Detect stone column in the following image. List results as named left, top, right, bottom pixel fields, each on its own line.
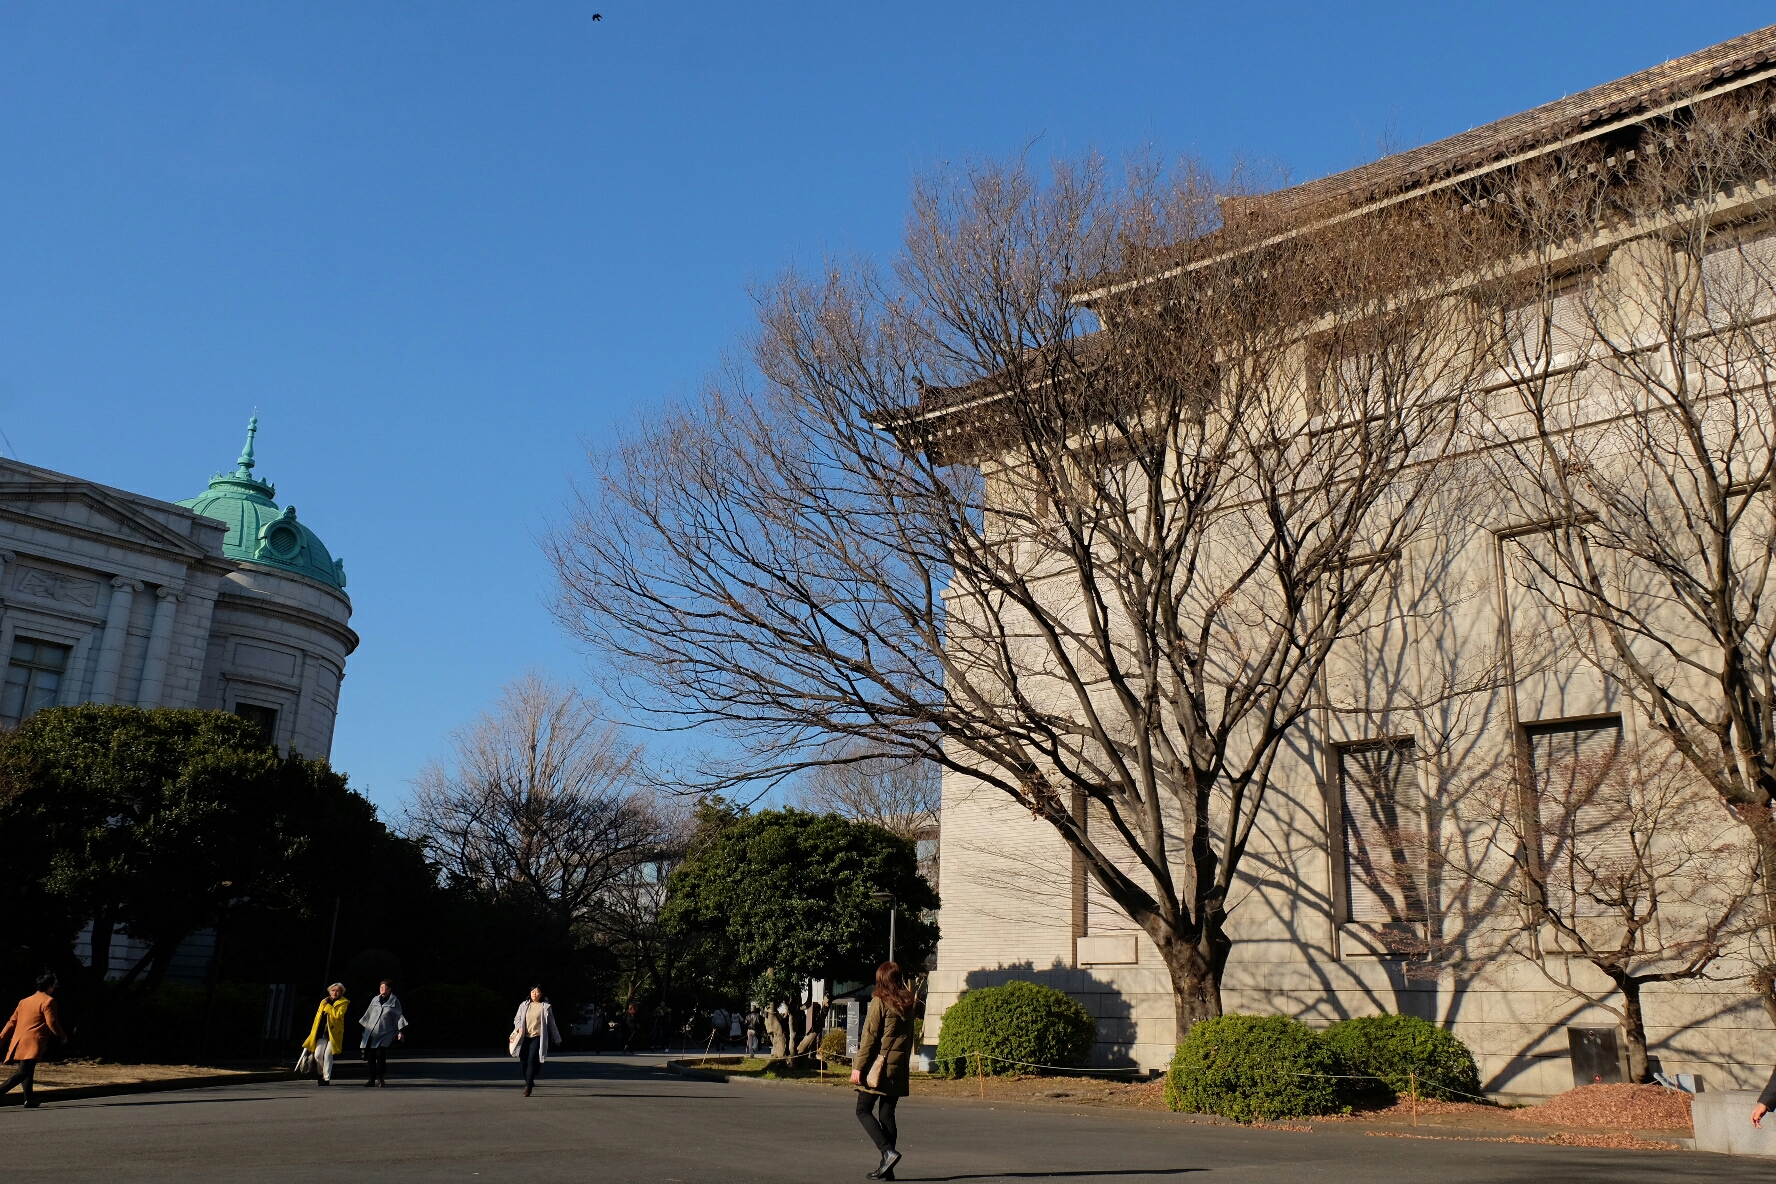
left=90, top=577, right=142, bottom=705
left=135, top=588, right=182, bottom=708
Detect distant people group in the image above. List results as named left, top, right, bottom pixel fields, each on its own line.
left=301, top=978, right=407, bottom=1086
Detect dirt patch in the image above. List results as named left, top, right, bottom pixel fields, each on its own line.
left=676, top=1059, right=1694, bottom=1150
left=1365, top=1129, right=1680, bottom=1151
left=1519, top=1083, right=1691, bottom=1131
left=1319, top=1097, right=1500, bottom=1124
left=30, top=1060, right=257, bottom=1089
left=676, top=1060, right=1166, bottom=1108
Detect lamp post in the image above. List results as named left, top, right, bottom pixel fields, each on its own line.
left=870, top=890, right=896, bottom=964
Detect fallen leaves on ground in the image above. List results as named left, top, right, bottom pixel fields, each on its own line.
left=1519, top=1083, right=1692, bottom=1131
left=1366, top=1130, right=1679, bottom=1150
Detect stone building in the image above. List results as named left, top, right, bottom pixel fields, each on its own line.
left=0, top=417, right=355, bottom=757
left=925, top=26, right=1776, bottom=1099
left=1, top=418, right=358, bottom=984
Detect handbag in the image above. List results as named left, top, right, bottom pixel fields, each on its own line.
left=865, top=1053, right=885, bottom=1089
left=294, top=1048, right=314, bottom=1077
left=508, top=1029, right=521, bottom=1058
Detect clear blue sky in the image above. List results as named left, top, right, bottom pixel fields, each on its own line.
left=0, top=2, right=1766, bottom=812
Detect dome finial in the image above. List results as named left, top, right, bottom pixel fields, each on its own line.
left=235, top=415, right=259, bottom=478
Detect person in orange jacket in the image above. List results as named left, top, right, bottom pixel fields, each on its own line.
left=0, top=973, right=69, bottom=1108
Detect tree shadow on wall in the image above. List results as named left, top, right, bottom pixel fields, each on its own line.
left=960, top=960, right=1139, bottom=1069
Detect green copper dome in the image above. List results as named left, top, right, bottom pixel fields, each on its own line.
left=177, top=417, right=349, bottom=593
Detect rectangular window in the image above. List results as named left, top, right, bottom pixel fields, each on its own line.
left=233, top=702, right=279, bottom=747
left=1526, top=717, right=1632, bottom=918
left=0, top=638, right=69, bottom=727
left=1339, top=738, right=1429, bottom=924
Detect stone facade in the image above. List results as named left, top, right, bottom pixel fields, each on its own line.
left=923, top=28, right=1776, bottom=1101
left=0, top=447, right=356, bottom=758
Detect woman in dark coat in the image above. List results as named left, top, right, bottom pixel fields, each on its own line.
left=849, top=961, right=915, bottom=1180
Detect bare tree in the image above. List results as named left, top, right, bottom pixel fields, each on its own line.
left=406, top=674, right=672, bottom=939
left=793, top=744, right=939, bottom=842
left=1448, top=738, right=1760, bottom=1082
left=550, top=156, right=1492, bottom=1032
left=1472, top=95, right=1776, bottom=1018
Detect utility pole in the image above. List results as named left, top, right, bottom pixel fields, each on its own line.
left=320, top=897, right=340, bottom=989
left=871, top=891, right=896, bottom=964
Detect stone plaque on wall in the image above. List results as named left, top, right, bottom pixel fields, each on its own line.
left=15, top=566, right=100, bottom=607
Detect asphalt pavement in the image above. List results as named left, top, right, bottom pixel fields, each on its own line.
left=0, top=1052, right=1763, bottom=1183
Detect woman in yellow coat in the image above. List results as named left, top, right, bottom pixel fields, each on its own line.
left=303, top=983, right=350, bottom=1086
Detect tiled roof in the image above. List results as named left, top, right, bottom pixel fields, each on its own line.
left=1242, top=23, right=1776, bottom=219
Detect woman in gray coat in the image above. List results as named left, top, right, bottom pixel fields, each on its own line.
left=850, top=962, right=915, bottom=1181
left=358, top=980, right=407, bottom=1087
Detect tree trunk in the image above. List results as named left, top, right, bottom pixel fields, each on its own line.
left=1158, top=931, right=1226, bottom=1043
left=763, top=1004, right=791, bottom=1062
left=1617, top=977, right=1651, bottom=1084
left=89, top=909, right=115, bottom=985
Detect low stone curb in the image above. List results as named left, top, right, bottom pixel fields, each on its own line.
left=0, top=1069, right=296, bottom=1107
left=665, top=1061, right=733, bottom=1083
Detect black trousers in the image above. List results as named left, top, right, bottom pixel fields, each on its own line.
left=364, top=1047, right=389, bottom=1081
left=0, top=1060, right=36, bottom=1104
left=519, top=1034, right=543, bottom=1088
left=855, top=1091, right=899, bottom=1154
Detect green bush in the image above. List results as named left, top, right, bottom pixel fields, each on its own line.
left=92, top=981, right=268, bottom=1063
left=819, top=1028, right=849, bottom=1064
left=1165, top=1014, right=1342, bottom=1122
left=933, top=980, right=1096, bottom=1077
left=1322, top=1014, right=1481, bottom=1103
left=401, top=983, right=509, bottom=1049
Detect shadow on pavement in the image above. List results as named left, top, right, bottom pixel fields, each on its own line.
left=99, top=1095, right=305, bottom=1108
left=902, top=1172, right=1205, bottom=1181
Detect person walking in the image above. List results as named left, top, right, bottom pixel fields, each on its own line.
left=303, top=983, right=350, bottom=1086
left=744, top=1007, right=761, bottom=1057
left=0, top=973, right=68, bottom=1108
left=358, top=980, right=407, bottom=1087
left=850, top=962, right=915, bottom=1181
left=728, top=1008, right=743, bottom=1053
left=710, top=1006, right=729, bottom=1053
left=510, top=986, right=560, bottom=1097
left=797, top=994, right=826, bottom=1060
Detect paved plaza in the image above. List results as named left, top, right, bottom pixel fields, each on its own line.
left=0, top=1054, right=1764, bottom=1183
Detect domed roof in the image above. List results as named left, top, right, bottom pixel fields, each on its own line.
left=177, top=417, right=348, bottom=593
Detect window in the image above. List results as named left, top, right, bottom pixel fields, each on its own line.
left=234, top=703, right=279, bottom=747
left=0, top=638, right=69, bottom=727
left=1339, top=738, right=1429, bottom=924
left=1526, top=717, right=1633, bottom=917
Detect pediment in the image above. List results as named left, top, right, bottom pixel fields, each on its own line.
left=0, top=479, right=213, bottom=561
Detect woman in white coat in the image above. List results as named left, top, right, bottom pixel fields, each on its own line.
left=511, top=986, right=561, bottom=1097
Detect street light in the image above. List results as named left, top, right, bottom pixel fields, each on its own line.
left=871, top=890, right=896, bottom=964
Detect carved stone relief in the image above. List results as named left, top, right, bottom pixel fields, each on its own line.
left=15, top=566, right=101, bottom=607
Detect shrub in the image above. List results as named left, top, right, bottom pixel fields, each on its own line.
left=401, top=983, right=509, bottom=1049
left=933, top=980, right=1096, bottom=1077
left=1165, top=1014, right=1342, bottom=1122
left=819, top=1028, right=849, bottom=1064
left=92, top=981, right=268, bottom=1063
left=1322, top=1014, right=1481, bottom=1104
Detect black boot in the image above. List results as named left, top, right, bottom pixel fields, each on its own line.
left=878, top=1149, right=901, bottom=1180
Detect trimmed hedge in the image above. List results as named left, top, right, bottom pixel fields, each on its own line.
left=933, top=980, right=1096, bottom=1077
left=1322, top=1014, right=1480, bottom=1103
left=1165, top=1014, right=1342, bottom=1122
left=819, top=1028, right=849, bottom=1064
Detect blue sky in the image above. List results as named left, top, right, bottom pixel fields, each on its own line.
left=0, top=1, right=1767, bottom=813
